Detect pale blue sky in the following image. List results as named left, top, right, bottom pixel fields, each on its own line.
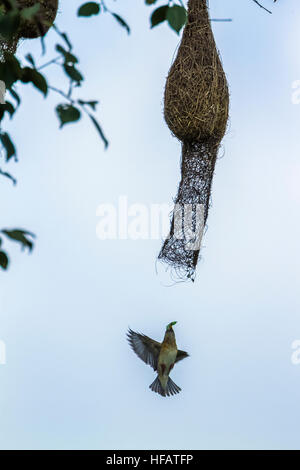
left=1, top=0, right=300, bottom=450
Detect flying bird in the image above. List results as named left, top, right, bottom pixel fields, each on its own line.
left=127, top=322, right=189, bottom=397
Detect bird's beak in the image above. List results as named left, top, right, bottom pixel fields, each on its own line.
left=167, top=321, right=177, bottom=330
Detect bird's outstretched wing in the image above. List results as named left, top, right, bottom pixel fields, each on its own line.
left=127, top=328, right=161, bottom=371
left=175, top=349, right=189, bottom=363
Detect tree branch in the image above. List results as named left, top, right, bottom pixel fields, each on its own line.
left=252, top=0, right=272, bottom=14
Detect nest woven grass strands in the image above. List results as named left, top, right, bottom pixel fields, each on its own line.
left=159, top=0, right=229, bottom=280
left=158, top=140, right=219, bottom=279
left=17, top=0, right=58, bottom=38
left=0, top=1, right=58, bottom=72
left=0, top=0, right=58, bottom=45
left=0, top=35, right=18, bottom=57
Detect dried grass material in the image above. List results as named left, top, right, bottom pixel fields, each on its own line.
left=0, top=0, right=58, bottom=39
left=0, top=36, right=18, bottom=58
left=0, top=1, right=58, bottom=60
left=159, top=0, right=229, bottom=279
left=0, top=3, right=18, bottom=56
left=164, top=0, right=229, bottom=143
left=17, top=0, right=58, bottom=38
left=158, top=140, right=218, bottom=279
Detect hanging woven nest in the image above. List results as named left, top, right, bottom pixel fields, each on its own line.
left=0, top=0, right=58, bottom=62
left=0, top=0, right=58, bottom=42
left=17, top=0, right=58, bottom=38
left=158, top=0, right=229, bottom=280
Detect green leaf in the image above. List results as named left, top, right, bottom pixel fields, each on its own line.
left=1, top=229, right=35, bottom=252
left=63, top=64, right=83, bottom=85
left=145, top=0, right=158, bottom=4
left=9, top=88, right=21, bottom=108
left=167, top=5, right=187, bottom=34
left=0, top=168, right=17, bottom=185
left=21, top=67, right=48, bottom=96
left=40, top=33, right=46, bottom=56
left=78, top=99, right=98, bottom=111
left=0, top=101, right=15, bottom=121
left=88, top=113, right=109, bottom=149
left=56, top=104, right=81, bottom=128
left=0, top=251, right=9, bottom=270
left=56, top=44, right=78, bottom=65
left=53, top=25, right=73, bottom=51
left=150, top=5, right=168, bottom=28
left=0, top=53, right=22, bottom=89
left=0, top=132, right=16, bottom=161
left=111, top=13, right=130, bottom=34
left=0, top=11, right=20, bottom=40
left=78, top=2, right=100, bottom=17
left=25, top=53, right=36, bottom=68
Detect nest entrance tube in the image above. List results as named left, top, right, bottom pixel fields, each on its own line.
left=158, top=140, right=219, bottom=279
left=159, top=0, right=229, bottom=280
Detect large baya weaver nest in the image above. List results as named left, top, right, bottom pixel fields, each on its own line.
left=158, top=0, right=229, bottom=279
left=16, top=0, right=58, bottom=38
left=0, top=0, right=58, bottom=57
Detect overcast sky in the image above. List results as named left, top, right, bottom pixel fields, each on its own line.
left=1, top=0, right=300, bottom=450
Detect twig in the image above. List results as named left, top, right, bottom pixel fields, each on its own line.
left=100, top=0, right=109, bottom=13
left=48, top=85, right=74, bottom=104
left=38, top=56, right=61, bottom=71
left=211, top=19, right=232, bottom=22
left=252, top=0, right=272, bottom=14
left=0, top=168, right=17, bottom=185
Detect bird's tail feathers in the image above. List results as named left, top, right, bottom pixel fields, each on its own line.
left=167, top=376, right=181, bottom=396
left=149, top=376, right=181, bottom=397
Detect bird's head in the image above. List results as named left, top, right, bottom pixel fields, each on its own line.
left=166, top=321, right=177, bottom=331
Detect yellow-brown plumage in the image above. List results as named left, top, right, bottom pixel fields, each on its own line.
left=127, top=322, right=189, bottom=397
